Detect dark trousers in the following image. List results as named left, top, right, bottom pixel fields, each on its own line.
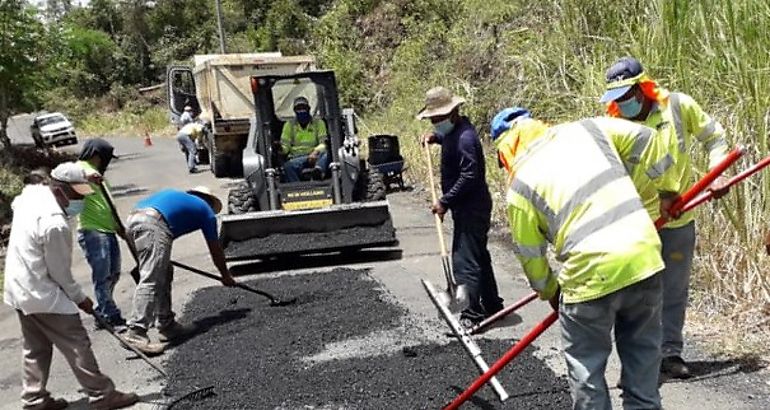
left=451, top=209, right=504, bottom=321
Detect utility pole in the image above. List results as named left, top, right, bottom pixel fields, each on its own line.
left=215, top=0, right=226, bottom=53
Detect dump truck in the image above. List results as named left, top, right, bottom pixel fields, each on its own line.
left=167, top=53, right=316, bottom=177
left=219, top=70, right=397, bottom=260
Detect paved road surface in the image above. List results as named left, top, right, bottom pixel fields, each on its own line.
left=0, top=136, right=766, bottom=409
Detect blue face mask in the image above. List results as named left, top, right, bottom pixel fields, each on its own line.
left=433, top=118, right=455, bottom=137
left=65, top=199, right=85, bottom=217
left=617, top=96, right=643, bottom=119
left=296, top=111, right=311, bottom=126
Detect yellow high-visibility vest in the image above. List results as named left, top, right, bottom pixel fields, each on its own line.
left=638, top=92, right=728, bottom=228
left=506, top=117, right=678, bottom=304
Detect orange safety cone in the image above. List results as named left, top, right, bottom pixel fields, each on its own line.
left=143, top=131, right=153, bottom=147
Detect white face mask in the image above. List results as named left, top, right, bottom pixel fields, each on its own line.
left=64, top=199, right=85, bottom=217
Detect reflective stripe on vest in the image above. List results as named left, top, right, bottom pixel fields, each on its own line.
left=510, top=178, right=557, bottom=241
left=513, top=242, right=548, bottom=258
left=669, top=93, right=686, bottom=152
left=557, top=197, right=644, bottom=261
left=511, top=119, right=648, bottom=262
left=695, top=119, right=716, bottom=141
left=624, top=126, right=653, bottom=173
left=529, top=270, right=557, bottom=292
left=646, top=153, right=674, bottom=179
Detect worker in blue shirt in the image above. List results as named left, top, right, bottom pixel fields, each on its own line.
left=124, top=186, right=236, bottom=355
left=418, top=86, right=504, bottom=329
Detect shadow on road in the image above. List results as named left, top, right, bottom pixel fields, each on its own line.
left=229, top=248, right=403, bottom=276
left=57, top=391, right=166, bottom=410
left=165, top=308, right=252, bottom=349
left=662, top=354, right=766, bottom=384
left=110, top=183, right=148, bottom=198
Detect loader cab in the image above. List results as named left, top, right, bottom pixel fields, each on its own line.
left=251, top=72, right=343, bottom=183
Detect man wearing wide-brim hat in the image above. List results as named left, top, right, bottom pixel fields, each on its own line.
left=418, top=86, right=504, bottom=329
left=123, top=186, right=236, bottom=354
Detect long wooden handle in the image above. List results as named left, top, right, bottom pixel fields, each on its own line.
left=424, top=143, right=449, bottom=257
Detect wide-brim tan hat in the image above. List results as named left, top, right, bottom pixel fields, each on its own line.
left=187, top=186, right=223, bottom=214
left=416, top=86, right=466, bottom=120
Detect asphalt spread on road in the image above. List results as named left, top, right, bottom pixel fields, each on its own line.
left=164, top=268, right=571, bottom=409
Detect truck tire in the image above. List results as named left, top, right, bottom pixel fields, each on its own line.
left=212, top=144, right=230, bottom=178
left=354, top=168, right=386, bottom=202
left=196, top=148, right=210, bottom=165
left=228, top=182, right=259, bottom=214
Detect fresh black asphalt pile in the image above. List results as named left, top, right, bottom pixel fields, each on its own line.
left=225, top=222, right=397, bottom=259
left=165, top=268, right=571, bottom=409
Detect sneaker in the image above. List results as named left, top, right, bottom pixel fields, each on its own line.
left=94, top=316, right=127, bottom=332
left=158, top=321, right=196, bottom=343
left=123, top=327, right=165, bottom=356
left=661, top=356, right=692, bottom=379
left=25, top=397, right=68, bottom=410
left=90, top=390, right=139, bottom=410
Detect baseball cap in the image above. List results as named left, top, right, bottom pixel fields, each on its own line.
left=599, top=57, right=645, bottom=103
left=50, top=162, right=94, bottom=195
left=293, top=96, right=310, bottom=111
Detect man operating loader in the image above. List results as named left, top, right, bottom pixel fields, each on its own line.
left=598, top=57, right=731, bottom=379
left=491, top=109, right=679, bottom=410
left=277, top=96, right=329, bottom=182
left=124, top=187, right=236, bottom=354
left=418, top=86, right=504, bottom=329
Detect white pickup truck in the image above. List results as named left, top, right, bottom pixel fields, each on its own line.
left=30, top=112, right=78, bottom=148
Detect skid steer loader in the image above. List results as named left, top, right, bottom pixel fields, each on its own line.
left=220, top=70, right=397, bottom=260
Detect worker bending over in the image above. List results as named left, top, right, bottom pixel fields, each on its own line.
left=492, top=109, right=678, bottom=410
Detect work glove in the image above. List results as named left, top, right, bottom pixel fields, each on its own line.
left=709, top=175, right=731, bottom=199
left=77, top=297, right=95, bottom=314
left=548, top=287, right=560, bottom=312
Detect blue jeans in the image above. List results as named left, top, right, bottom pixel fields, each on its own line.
left=77, top=230, right=123, bottom=322
left=560, top=273, right=663, bottom=410
left=176, top=132, right=197, bottom=172
left=659, top=222, right=696, bottom=358
left=284, top=151, right=329, bottom=182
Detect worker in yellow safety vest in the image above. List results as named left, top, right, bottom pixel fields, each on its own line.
left=599, top=57, right=731, bottom=379
left=491, top=108, right=679, bottom=410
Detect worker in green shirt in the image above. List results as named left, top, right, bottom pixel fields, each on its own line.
left=277, top=96, right=329, bottom=182
left=76, top=138, right=126, bottom=330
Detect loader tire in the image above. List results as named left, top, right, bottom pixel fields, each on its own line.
left=212, top=145, right=230, bottom=178
left=355, top=168, right=387, bottom=202
left=228, top=182, right=258, bottom=214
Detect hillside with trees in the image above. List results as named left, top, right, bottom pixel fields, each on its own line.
left=1, top=0, right=769, bottom=352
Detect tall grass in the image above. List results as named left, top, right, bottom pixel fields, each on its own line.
left=78, top=106, right=176, bottom=138
left=319, top=0, right=770, bottom=351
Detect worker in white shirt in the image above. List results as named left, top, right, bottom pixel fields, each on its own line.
left=3, top=163, right=138, bottom=410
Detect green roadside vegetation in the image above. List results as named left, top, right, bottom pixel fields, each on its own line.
left=1, top=0, right=767, bottom=354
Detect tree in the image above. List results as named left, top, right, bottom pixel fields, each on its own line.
left=0, top=1, right=47, bottom=149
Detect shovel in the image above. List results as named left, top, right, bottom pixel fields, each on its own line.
left=171, top=260, right=297, bottom=307
left=424, top=143, right=468, bottom=312
left=99, top=182, right=296, bottom=307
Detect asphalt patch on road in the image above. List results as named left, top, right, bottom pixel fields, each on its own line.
left=165, top=268, right=571, bottom=409
left=224, top=222, right=397, bottom=259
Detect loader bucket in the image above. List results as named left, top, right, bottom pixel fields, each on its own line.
left=221, top=200, right=396, bottom=260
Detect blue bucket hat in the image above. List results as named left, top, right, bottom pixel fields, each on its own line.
left=491, top=107, right=531, bottom=141
left=599, top=57, right=645, bottom=103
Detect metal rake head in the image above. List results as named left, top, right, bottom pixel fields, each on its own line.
left=166, top=385, right=216, bottom=408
